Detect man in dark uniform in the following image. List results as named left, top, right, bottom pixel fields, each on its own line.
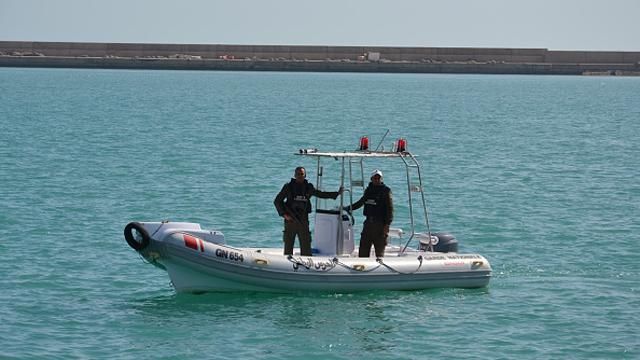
left=345, top=169, right=393, bottom=258
left=274, top=166, right=342, bottom=256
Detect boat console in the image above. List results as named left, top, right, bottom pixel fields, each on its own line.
left=313, top=209, right=354, bottom=255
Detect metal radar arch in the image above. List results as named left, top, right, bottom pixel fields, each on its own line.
left=297, top=133, right=433, bottom=254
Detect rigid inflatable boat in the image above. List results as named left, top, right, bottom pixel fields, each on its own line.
left=124, top=137, right=491, bottom=293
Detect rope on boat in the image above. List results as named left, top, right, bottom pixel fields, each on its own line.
left=376, top=255, right=424, bottom=275
left=332, top=257, right=383, bottom=273
left=150, top=220, right=169, bottom=238
left=138, top=252, right=151, bottom=265
left=329, top=256, right=425, bottom=274
left=136, top=221, right=169, bottom=265
left=285, top=256, right=395, bottom=274
left=287, top=255, right=310, bottom=269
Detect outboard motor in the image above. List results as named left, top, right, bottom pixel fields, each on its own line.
left=419, top=232, right=458, bottom=253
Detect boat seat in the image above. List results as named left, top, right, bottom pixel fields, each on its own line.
left=386, top=227, right=404, bottom=248
left=387, top=227, right=404, bottom=238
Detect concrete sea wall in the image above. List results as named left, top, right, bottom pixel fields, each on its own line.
left=1, top=41, right=639, bottom=75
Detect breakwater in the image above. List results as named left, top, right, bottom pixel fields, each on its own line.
left=1, top=41, right=639, bottom=75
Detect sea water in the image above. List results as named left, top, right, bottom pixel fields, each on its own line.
left=1, top=68, right=639, bottom=359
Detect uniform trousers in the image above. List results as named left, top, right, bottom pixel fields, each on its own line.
left=283, top=219, right=312, bottom=256
left=359, top=220, right=387, bottom=258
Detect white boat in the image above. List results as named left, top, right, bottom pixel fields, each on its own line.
left=124, top=137, right=492, bottom=293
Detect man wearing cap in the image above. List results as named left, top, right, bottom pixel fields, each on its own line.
left=345, top=169, right=393, bottom=258
left=274, top=166, right=343, bottom=256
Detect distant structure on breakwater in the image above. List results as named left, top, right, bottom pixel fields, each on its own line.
left=1, top=41, right=639, bottom=75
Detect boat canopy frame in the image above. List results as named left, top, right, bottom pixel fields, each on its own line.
left=296, top=149, right=434, bottom=253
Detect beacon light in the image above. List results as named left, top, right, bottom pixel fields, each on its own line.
left=359, top=136, right=369, bottom=151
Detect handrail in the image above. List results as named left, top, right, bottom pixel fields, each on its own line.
left=301, top=146, right=430, bottom=254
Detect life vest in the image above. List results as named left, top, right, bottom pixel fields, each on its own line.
left=286, top=179, right=313, bottom=214
left=363, top=184, right=391, bottom=221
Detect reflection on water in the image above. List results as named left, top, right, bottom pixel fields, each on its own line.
left=347, top=300, right=398, bottom=353
left=123, top=289, right=472, bottom=357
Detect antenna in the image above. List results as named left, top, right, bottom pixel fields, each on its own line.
left=374, top=129, right=390, bottom=151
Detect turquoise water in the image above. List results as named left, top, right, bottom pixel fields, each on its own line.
left=1, top=68, right=639, bottom=359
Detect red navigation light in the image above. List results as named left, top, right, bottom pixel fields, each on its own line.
left=359, top=136, right=369, bottom=151
left=396, top=138, right=407, bottom=152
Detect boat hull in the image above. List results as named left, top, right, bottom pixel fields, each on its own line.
left=134, top=222, right=491, bottom=293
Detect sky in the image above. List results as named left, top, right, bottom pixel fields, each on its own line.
left=1, top=0, right=639, bottom=51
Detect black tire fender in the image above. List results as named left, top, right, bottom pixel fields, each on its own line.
left=124, top=222, right=151, bottom=251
